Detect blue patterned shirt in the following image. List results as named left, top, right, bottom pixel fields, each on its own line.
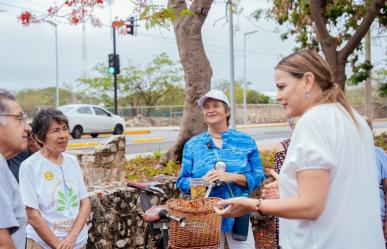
left=176, top=129, right=265, bottom=232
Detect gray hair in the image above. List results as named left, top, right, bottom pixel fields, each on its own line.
left=221, top=102, right=231, bottom=127
left=32, top=108, right=69, bottom=143
left=0, top=89, right=16, bottom=125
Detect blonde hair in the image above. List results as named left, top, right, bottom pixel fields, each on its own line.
left=275, top=49, right=358, bottom=126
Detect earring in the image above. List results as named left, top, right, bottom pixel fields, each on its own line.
left=305, top=91, right=310, bottom=98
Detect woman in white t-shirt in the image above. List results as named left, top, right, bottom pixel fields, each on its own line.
left=215, top=49, right=385, bottom=249
left=19, top=108, right=90, bottom=249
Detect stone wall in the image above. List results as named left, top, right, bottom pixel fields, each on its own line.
left=68, top=136, right=126, bottom=189
left=86, top=177, right=180, bottom=248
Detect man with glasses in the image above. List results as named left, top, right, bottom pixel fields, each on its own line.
left=0, top=88, right=31, bottom=249
left=7, top=131, right=41, bottom=182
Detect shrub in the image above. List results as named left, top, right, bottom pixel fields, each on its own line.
left=375, top=132, right=387, bottom=151
left=125, top=150, right=181, bottom=180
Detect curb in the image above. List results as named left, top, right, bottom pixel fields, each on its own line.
left=80, top=129, right=151, bottom=138
left=68, top=136, right=164, bottom=149
left=67, top=142, right=100, bottom=149
left=132, top=137, right=164, bottom=143
left=124, top=129, right=151, bottom=135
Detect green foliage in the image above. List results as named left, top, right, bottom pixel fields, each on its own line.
left=259, top=149, right=276, bottom=174
left=125, top=151, right=180, bottom=180
left=153, top=149, right=162, bottom=160
left=255, top=0, right=386, bottom=73
left=15, top=86, right=96, bottom=116
left=378, top=83, right=387, bottom=97
left=375, top=132, right=387, bottom=151
left=137, top=4, right=194, bottom=30
left=374, top=68, right=387, bottom=97
left=214, top=80, right=271, bottom=104
left=348, top=61, right=373, bottom=85
left=78, top=53, right=184, bottom=108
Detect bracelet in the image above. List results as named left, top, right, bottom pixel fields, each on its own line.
left=255, top=198, right=265, bottom=216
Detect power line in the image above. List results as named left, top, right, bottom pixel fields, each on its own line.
left=19, top=0, right=49, bottom=9
left=0, top=2, right=45, bottom=14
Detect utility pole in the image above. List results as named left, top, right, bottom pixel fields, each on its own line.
left=243, top=30, right=258, bottom=125
left=46, top=20, right=59, bottom=108
left=82, top=23, right=87, bottom=79
left=365, top=29, right=372, bottom=120
left=112, top=26, right=118, bottom=114
left=228, top=1, right=236, bottom=129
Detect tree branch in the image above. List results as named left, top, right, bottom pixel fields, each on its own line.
left=310, top=0, right=332, bottom=44
left=339, top=0, right=385, bottom=59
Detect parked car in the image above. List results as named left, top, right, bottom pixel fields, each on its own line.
left=59, top=104, right=126, bottom=139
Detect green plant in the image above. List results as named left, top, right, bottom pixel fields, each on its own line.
left=259, top=150, right=276, bottom=174
left=375, top=132, right=387, bottom=151
left=125, top=151, right=180, bottom=180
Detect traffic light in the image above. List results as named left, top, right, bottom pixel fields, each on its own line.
left=108, top=53, right=120, bottom=75
left=126, top=16, right=135, bottom=35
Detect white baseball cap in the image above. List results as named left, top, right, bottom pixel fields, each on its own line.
left=197, top=90, right=230, bottom=109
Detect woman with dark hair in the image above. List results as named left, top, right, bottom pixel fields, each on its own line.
left=176, top=90, right=265, bottom=249
left=215, top=49, right=384, bottom=248
left=19, top=108, right=90, bottom=249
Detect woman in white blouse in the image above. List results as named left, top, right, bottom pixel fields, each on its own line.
left=215, top=49, right=384, bottom=249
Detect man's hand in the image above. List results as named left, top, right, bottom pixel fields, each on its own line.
left=57, top=233, right=76, bottom=249
left=214, top=197, right=258, bottom=218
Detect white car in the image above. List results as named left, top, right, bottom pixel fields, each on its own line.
left=59, top=104, right=126, bottom=139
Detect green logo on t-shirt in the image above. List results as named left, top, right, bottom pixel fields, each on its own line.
left=56, top=187, right=78, bottom=212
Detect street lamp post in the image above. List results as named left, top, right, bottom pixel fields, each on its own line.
left=228, top=2, right=236, bottom=129
left=243, top=30, right=258, bottom=125
left=46, top=20, right=59, bottom=108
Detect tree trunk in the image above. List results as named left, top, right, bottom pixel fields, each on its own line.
left=321, top=45, right=347, bottom=90
left=158, top=0, right=213, bottom=166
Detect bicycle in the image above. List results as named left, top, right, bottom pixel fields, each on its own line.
left=126, top=180, right=186, bottom=249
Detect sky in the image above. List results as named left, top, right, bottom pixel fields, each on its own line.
left=0, top=0, right=385, bottom=96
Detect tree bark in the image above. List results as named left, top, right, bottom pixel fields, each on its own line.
left=309, top=0, right=384, bottom=90
left=158, top=0, right=213, bottom=166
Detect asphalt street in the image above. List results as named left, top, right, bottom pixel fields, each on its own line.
left=67, top=120, right=387, bottom=155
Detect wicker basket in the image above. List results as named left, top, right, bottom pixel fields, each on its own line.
left=167, top=197, right=222, bottom=248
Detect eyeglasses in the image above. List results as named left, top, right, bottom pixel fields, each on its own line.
left=0, top=113, right=27, bottom=122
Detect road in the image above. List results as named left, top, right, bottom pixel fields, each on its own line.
left=68, top=120, right=387, bottom=155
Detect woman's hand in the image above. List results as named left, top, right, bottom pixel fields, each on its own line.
left=204, top=169, right=230, bottom=183
left=57, top=233, right=77, bottom=249
left=262, top=180, right=279, bottom=199
left=214, top=197, right=258, bottom=217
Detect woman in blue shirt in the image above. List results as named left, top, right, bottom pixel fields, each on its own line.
left=176, top=89, right=265, bottom=249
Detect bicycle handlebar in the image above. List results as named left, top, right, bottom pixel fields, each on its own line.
left=159, top=209, right=186, bottom=228
left=127, top=180, right=168, bottom=198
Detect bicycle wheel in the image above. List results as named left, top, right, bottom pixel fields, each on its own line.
left=143, top=224, right=157, bottom=249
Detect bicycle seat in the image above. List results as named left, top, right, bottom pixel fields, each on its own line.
left=143, top=205, right=168, bottom=222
